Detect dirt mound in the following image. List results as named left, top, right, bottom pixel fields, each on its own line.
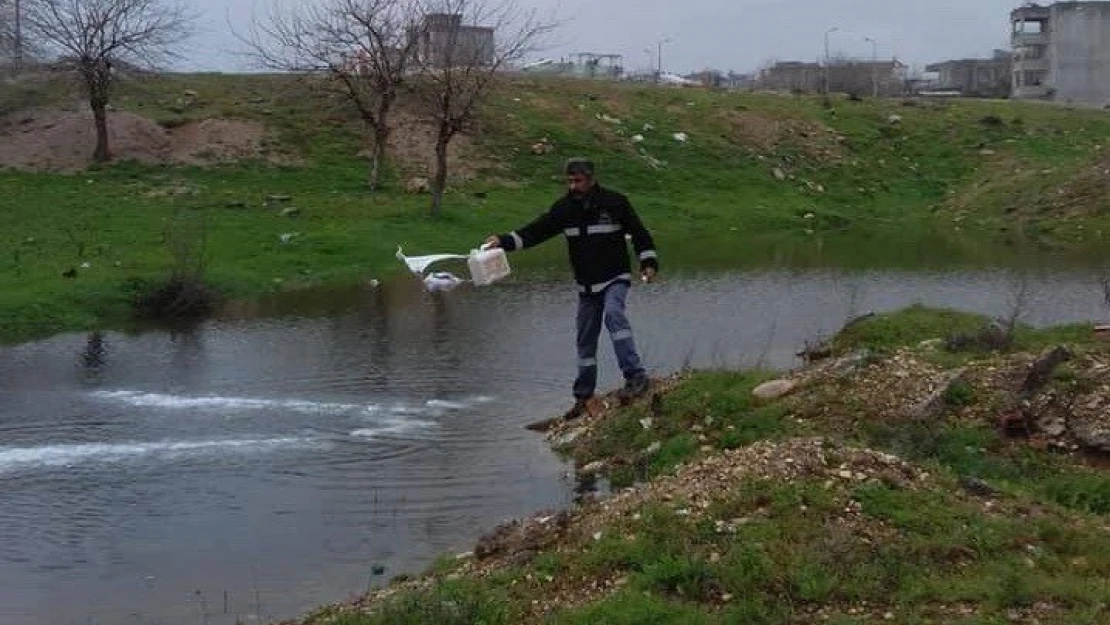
left=383, top=111, right=490, bottom=183
left=788, top=343, right=1110, bottom=455
left=0, top=107, right=282, bottom=172
left=1033, top=154, right=1110, bottom=218
left=719, top=110, right=845, bottom=163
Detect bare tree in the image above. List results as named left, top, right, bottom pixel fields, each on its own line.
left=21, top=0, right=195, bottom=162
left=239, top=0, right=423, bottom=190
left=413, top=0, right=553, bottom=216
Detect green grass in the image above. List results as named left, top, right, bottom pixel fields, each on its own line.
left=830, top=304, right=1099, bottom=358
left=322, top=476, right=1110, bottom=625
left=6, top=73, right=1110, bottom=344
left=557, top=371, right=793, bottom=488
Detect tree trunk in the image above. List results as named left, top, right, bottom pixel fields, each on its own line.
left=430, top=133, right=450, bottom=217
left=368, top=121, right=390, bottom=191
left=91, top=99, right=110, bottom=163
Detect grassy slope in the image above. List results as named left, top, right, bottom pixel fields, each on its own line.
left=4, top=73, right=1110, bottom=344
left=293, top=308, right=1110, bottom=625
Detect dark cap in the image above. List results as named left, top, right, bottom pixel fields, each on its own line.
left=565, top=157, right=595, bottom=176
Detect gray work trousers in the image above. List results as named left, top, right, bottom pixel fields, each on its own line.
left=573, top=281, right=645, bottom=399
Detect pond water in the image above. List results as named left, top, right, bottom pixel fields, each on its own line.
left=1, top=269, right=1107, bottom=625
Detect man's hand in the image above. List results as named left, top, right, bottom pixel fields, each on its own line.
left=640, top=266, right=657, bottom=283
left=484, top=235, right=501, bottom=249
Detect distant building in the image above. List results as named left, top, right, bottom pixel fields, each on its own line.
left=925, top=49, right=1012, bottom=98
left=758, top=61, right=822, bottom=92
left=685, top=70, right=723, bottom=88
left=758, top=59, right=906, bottom=96
left=1012, top=2, right=1110, bottom=106
left=414, top=13, right=494, bottom=69
left=519, top=53, right=624, bottom=80
left=826, top=60, right=907, bottom=97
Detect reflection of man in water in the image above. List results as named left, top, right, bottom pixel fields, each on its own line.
left=81, top=331, right=106, bottom=370
left=485, top=158, right=659, bottom=420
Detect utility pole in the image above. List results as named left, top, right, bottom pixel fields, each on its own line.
left=655, top=36, right=671, bottom=84
left=865, top=36, right=878, bottom=98
left=823, top=26, right=838, bottom=95
left=14, top=0, right=23, bottom=72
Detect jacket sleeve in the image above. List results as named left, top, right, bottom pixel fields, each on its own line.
left=497, top=203, right=563, bottom=252
left=619, top=195, right=659, bottom=272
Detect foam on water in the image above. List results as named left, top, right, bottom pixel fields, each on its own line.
left=91, top=391, right=496, bottom=417
left=91, top=390, right=378, bottom=415
left=348, top=417, right=437, bottom=440
left=0, top=437, right=323, bottom=474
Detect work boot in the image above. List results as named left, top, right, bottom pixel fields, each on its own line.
left=618, top=374, right=650, bottom=403
left=564, top=398, right=591, bottom=421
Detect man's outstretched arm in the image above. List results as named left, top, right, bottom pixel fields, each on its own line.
left=486, top=205, right=563, bottom=251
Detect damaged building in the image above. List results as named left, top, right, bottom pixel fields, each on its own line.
left=925, top=50, right=1012, bottom=98
left=413, top=13, right=495, bottom=69
left=1012, top=1, right=1110, bottom=106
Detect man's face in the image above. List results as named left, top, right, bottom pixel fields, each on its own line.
left=567, top=172, right=593, bottom=197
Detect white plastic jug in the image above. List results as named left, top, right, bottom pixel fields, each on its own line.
left=468, top=246, right=511, bottom=286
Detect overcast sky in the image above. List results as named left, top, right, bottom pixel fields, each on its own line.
left=184, top=0, right=1025, bottom=74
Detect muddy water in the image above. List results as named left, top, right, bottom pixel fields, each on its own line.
left=0, top=269, right=1106, bottom=625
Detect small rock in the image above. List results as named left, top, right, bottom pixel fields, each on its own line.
left=772, top=167, right=786, bottom=181
left=753, top=379, right=797, bottom=400
left=579, top=460, right=606, bottom=475
left=888, top=114, right=903, bottom=125
left=673, top=132, right=688, bottom=143
left=183, top=89, right=198, bottom=98
left=226, top=200, right=248, bottom=209
left=592, top=531, right=603, bottom=541
left=280, top=207, right=301, bottom=218
left=639, top=417, right=653, bottom=430
left=265, top=194, right=292, bottom=203
left=980, top=149, right=996, bottom=156
left=404, top=177, right=430, bottom=194
left=906, top=369, right=968, bottom=418
left=631, top=134, right=644, bottom=143
left=645, top=441, right=662, bottom=455
left=960, top=477, right=998, bottom=497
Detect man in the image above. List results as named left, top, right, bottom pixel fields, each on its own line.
left=486, top=157, right=659, bottom=419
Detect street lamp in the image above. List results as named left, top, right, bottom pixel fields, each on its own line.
left=655, top=37, right=672, bottom=83
left=823, top=27, right=839, bottom=95
left=865, top=36, right=878, bottom=97
left=14, top=0, right=22, bottom=73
